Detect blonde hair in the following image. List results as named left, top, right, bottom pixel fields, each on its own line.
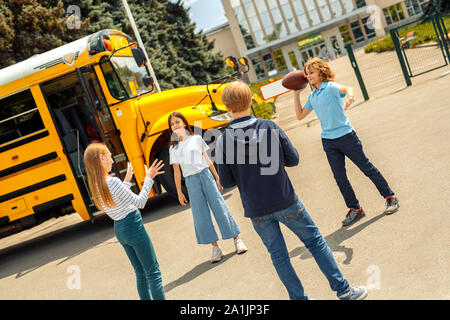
left=303, top=57, right=335, bottom=82
left=83, top=143, right=116, bottom=210
left=221, top=81, right=252, bottom=113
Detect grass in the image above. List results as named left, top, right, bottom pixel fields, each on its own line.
left=365, top=15, right=450, bottom=53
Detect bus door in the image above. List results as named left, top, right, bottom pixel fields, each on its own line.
left=41, top=67, right=134, bottom=218
left=77, top=65, right=140, bottom=193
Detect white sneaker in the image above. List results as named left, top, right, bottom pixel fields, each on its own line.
left=211, top=245, right=224, bottom=263
left=234, top=238, right=248, bottom=254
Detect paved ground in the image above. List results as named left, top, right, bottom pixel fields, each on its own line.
left=0, top=55, right=449, bottom=300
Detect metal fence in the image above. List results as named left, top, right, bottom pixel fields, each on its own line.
left=346, top=13, right=450, bottom=101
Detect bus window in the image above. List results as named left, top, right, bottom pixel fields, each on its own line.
left=0, top=89, right=45, bottom=145
left=100, top=60, right=128, bottom=100
left=101, top=56, right=151, bottom=99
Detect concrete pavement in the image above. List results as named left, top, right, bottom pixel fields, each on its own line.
left=0, top=65, right=449, bottom=300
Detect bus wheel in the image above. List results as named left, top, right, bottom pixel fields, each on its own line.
left=155, top=144, right=189, bottom=202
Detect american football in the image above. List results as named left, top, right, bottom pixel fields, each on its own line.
left=281, top=70, right=309, bottom=90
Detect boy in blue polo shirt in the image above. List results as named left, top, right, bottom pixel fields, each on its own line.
left=294, top=57, right=399, bottom=226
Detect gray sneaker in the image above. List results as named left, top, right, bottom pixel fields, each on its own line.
left=384, top=196, right=399, bottom=215
left=338, top=285, right=368, bottom=300
left=342, top=208, right=365, bottom=227
left=211, top=245, right=224, bottom=263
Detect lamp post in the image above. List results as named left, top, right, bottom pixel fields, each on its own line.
left=121, top=0, right=161, bottom=92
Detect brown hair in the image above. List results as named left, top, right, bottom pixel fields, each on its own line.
left=83, top=143, right=116, bottom=210
left=303, top=57, right=335, bottom=82
left=168, top=112, right=194, bottom=148
left=221, top=80, right=252, bottom=113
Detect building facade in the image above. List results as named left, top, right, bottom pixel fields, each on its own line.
left=208, top=0, right=428, bottom=82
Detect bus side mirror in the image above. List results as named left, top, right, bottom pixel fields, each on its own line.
left=143, top=76, right=154, bottom=88
left=132, top=47, right=147, bottom=67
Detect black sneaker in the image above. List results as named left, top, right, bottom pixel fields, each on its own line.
left=384, top=196, right=399, bottom=215
left=342, top=208, right=365, bottom=227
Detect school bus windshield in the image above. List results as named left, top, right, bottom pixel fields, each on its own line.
left=100, top=55, right=151, bottom=100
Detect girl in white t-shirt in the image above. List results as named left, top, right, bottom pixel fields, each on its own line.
left=168, top=112, right=247, bottom=263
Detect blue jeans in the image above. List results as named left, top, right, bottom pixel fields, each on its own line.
left=322, top=131, right=394, bottom=209
left=185, top=168, right=241, bottom=244
left=251, top=200, right=350, bottom=300
left=114, top=210, right=166, bottom=300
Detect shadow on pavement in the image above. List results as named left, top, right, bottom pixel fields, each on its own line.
left=0, top=193, right=188, bottom=280
left=289, top=212, right=387, bottom=264
left=164, top=251, right=238, bottom=293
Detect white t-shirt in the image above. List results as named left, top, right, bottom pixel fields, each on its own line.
left=169, top=135, right=209, bottom=177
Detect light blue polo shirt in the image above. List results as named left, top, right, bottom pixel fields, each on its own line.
left=304, top=81, right=354, bottom=139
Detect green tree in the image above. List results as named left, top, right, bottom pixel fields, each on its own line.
left=0, top=0, right=87, bottom=68
left=1, top=0, right=226, bottom=89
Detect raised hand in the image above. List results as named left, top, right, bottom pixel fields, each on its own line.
left=145, top=159, right=165, bottom=179
left=124, top=162, right=134, bottom=182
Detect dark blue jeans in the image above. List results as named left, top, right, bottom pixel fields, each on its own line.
left=251, top=200, right=350, bottom=299
left=114, top=210, right=166, bottom=300
left=322, top=131, right=394, bottom=210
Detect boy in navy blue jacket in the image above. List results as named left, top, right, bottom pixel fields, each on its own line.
left=216, top=81, right=367, bottom=300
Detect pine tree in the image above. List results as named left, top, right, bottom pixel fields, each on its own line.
left=0, top=0, right=87, bottom=68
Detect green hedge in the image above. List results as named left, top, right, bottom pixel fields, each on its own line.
left=249, top=78, right=281, bottom=120
left=365, top=16, right=450, bottom=53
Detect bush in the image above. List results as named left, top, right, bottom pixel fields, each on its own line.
left=248, top=78, right=282, bottom=119
left=364, top=16, right=450, bottom=53
left=252, top=101, right=275, bottom=119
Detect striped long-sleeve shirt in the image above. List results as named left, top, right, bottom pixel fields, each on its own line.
left=102, top=176, right=153, bottom=220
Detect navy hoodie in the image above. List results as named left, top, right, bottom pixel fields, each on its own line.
left=216, top=116, right=299, bottom=218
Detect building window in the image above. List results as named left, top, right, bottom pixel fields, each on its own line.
left=383, top=3, right=406, bottom=25
left=267, top=0, right=288, bottom=39
left=405, top=0, right=425, bottom=17
left=317, top=0, right=332, bottom=21
left=292, top=0, right=310, bottom=30
left=330, top=35, right=343, bottom=55
left=0, top=89, right=45, bottom=145
left=350, top=20, right=365, bottom=43
left=355, top=0, right=366, bottom=9
left=242, top=0, right=265, bottom=45
left=273, top=49, right=288, bottom=72
left=263, top=53, right=277, bottom=76
left=255, top=0, right=277, bottom=42
left=362, top=16, right=376, bottom=39
left=288, top=51, right=300, bottom=69
left=339, top=24, right=353, bottom=45
left=280, top=0, right=299, bottom=34
left=304, top=0, right=321, bottom=26
left=239, top=23, right=256, bottom=49
left=251, top=57, right=266, bottom=80
left=329, top=0, right=343, bottom=18
left=233, top=4, right=256, bottom=49
left=341, top=0, right=355, bottom=13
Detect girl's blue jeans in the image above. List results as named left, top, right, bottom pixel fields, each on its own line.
left=185, top=168, right=241, bottom=244
left=114, top=210, right=166, bottom=300
left=322, top=130, right=394, bottom=209
left=251, top=199, right=350, bottom=300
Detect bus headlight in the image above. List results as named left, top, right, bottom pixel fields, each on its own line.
left=209, top=111, right=232, bottom=122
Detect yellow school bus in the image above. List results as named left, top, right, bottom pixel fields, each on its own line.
left=0, top=29, right=248, bottom=237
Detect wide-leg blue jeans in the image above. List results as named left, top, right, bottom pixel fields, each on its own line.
left=251, top=199, right=350, bottom=300
left=185, top=168, right=241, bottom=244
left=114, top=210, right=166, bottom=300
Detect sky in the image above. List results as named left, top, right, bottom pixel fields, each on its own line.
left=179, top=0, right=227, bottom=33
